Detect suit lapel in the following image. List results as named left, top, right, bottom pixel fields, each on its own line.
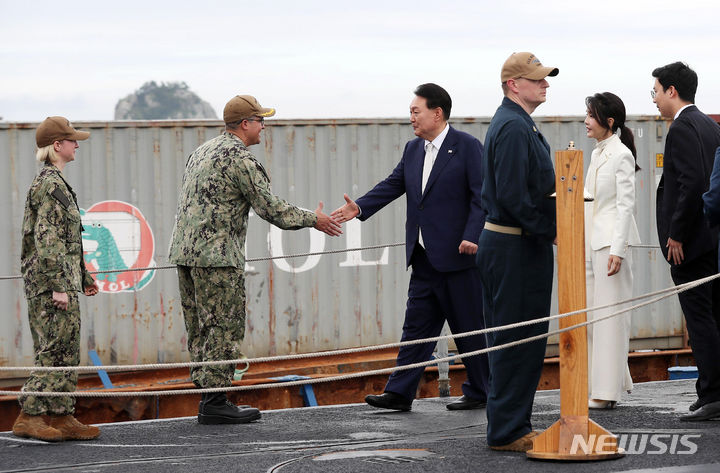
left=422, top=127, right=456, bottom=200
left=409, top=139, right=425, bottom=201
left=590, top=136, right=619, bottom=188
left=594, top=147, right=611, bottom=172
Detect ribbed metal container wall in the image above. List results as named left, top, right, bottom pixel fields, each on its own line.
left=0, top=116, right=681, bottom=378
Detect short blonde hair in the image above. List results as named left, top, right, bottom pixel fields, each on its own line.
left=35, top=144, right=59, bottom=164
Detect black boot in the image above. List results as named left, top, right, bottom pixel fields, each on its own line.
left=199, top=393, right=251, bottom=412
left=198, top=392, right=261, bottom=424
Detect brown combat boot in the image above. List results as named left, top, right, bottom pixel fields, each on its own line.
left=489, top=430, right=540, bottom=452
left=50, top=415, right=100, bottom=440
left=12, top=412, right=63, bottom=442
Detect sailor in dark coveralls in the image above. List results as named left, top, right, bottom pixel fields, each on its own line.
left=476, top=52, right=558, bottom=452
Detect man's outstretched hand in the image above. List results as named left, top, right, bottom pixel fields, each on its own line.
left=314, top=202, right=342, bottom=236
left=331, top=194, right=360, bottom=223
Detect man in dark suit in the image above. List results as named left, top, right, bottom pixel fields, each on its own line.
left=652, top=61, right=720, bottom=421
left=332, top=83, right=489, bottom=411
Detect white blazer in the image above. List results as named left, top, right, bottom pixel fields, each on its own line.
left=584, top=134, right=641, bottom=258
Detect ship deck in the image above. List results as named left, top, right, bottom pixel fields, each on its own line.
left=2, top=379, right=718, bottom=473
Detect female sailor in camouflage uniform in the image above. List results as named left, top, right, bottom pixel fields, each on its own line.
left=12, top=117, right=100, bottom=442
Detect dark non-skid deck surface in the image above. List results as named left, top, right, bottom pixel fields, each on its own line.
left=1, top=380, right=718, bottom=473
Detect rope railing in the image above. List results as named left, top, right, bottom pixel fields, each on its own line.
left=1, top=270, right=715, bottom=398
left=0, top=242, right=406, bottom=280
left=0, top=270, right=707, bottom=374
left=0, top=242, right=662, bottom=281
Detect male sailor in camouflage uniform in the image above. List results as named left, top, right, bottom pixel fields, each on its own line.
left=12, top=117, right=100, bottom=442
left=169, top=95, right=342, bottom=424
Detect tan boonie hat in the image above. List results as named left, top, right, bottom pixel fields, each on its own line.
left=36, top=116, right=90, bottom=148
left=223, top=95, right=276, bottom=123
left=501, top=52, right=559, bottom=82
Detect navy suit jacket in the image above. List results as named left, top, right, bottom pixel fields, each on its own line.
left=702, top=146, right=720, bottom=226
left=355, top=126, right=485, bottom=272
left=657, top=105, right=720, bottom=264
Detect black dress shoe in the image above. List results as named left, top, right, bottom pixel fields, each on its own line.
left=446, top=395, right=487, bottom=411
left=680, top=400, right=720, bottom=421
left=365, top=392, right=412, bottom=411
left=689, top=399, right=704, bottom=412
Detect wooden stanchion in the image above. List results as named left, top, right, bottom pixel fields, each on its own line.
left=527, top=144, right=624, bottom=461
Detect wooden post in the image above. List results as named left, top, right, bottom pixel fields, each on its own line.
left=527, top=145, right=624, bottom=461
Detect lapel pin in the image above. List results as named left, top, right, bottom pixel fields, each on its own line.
left=533, top=126, right=537, bottom=132
left=448, top=150, right=453, bottom=154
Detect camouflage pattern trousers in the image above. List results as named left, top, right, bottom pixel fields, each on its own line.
left=177, top=266, right=246, bottom=388
left=20, top=291, right=80, bottom=416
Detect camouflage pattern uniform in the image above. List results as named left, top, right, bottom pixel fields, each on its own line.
left=169, top=131, right=317, bottom=388
left=20, top=164, right=95, bottom=415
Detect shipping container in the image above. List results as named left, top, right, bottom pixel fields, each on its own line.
left=0, top=116, right=681, bottom=379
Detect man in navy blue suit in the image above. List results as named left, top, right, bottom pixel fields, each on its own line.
left=332, top=83, right=489, bottom=412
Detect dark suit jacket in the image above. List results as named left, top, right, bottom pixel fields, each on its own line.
left=355, top=126, right=485, bottom=272
left=657, top=105, right=720, bottom=264
left=702, top=147, right=720, bottom=226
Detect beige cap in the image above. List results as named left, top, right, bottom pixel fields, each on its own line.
left=223, top=95, right=276, bottom=123
left=501, top=52, right=559, bottom=82
left=36, top=116, right=90, bottom=148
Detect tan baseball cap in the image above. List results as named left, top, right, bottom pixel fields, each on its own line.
left=223, top=95, right=276, bottom=123
left=36, top=116, right=90, bottom=148
left=501, top=52, right=559, bottom=82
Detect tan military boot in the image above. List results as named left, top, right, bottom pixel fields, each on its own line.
left=12, top=412, right=63, bottom=442
left=50, top=415, right=100, bottom=440
left=489, top=430, right=540, bottom=452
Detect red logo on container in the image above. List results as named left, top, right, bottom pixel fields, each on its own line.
left=81, top=200, right=156, bottom=293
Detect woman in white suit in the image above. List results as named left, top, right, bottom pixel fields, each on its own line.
left=584, top=92, right=641, bottom=409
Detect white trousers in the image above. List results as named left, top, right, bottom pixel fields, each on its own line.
left=586, top=246, right=634, bottom=401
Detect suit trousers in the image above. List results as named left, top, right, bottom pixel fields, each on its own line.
left=586, top=247, right=633, bottom=402
left=384, top=245, right=489, bottom=402
left=670, top=250, right=720, bottom=403
left=476, top=230, right=552, bottom=447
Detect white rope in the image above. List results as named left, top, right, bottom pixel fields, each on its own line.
left=0, top=320, right=580, bottom=398
left=0, top=242, right=661, bottom=280
left=0, top=242, right=405, bottom=280
left=2, top=270, right=714, bottom=398
left=2, top=271, right=713, bottom=374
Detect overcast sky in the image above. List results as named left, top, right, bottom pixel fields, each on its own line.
left=2, top=0, right=720, bottom=122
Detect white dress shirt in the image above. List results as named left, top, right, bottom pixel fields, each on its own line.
left=674, top=104, right=693, bottom=120
left=419, top=123, right=450, bottom=247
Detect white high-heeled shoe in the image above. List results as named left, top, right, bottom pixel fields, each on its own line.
left=588, top=399, right=617, bottom=409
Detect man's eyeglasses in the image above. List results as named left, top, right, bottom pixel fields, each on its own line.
left=650, top=89, right=657, bottom=99
left=245, top=117, right=265, bottom=125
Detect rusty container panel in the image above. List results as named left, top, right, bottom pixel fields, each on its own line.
left=0, top=116, right=682, bottom=378
left=244, top=121, right=411, bottom=356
